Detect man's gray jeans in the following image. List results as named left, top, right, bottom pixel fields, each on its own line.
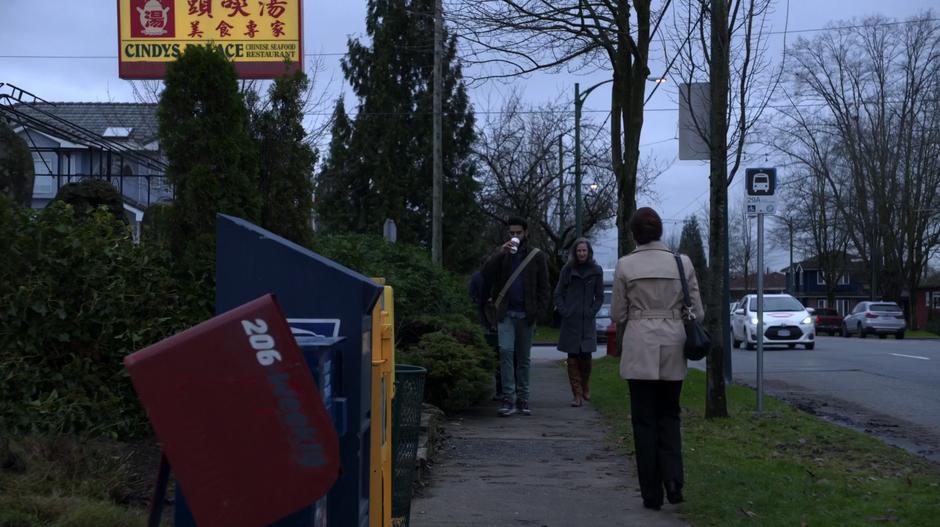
left=497, top=310, right=535, bottom=402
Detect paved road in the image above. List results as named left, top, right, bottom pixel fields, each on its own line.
left=716, top=335, right=940, bottom=461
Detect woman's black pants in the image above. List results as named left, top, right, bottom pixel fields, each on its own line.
left=627, top=379, right=684, bottom=504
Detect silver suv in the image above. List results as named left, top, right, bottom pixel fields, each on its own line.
left=842, top=301, right=906, bottom=339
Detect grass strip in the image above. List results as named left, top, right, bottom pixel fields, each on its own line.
left=533, top=325, right=560, bottom=344
left=0, top=435, right=165, bottom=527
left=906, top=330, right=939, bottom=339
left=589, top=356, right=940, bottom=526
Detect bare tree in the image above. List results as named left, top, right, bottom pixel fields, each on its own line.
left=477, top=95, right=603, bottom=258
left=775, top=13, right=940, bottom=326
left=778, top=165, right=851, bottom=308
left=728, top=197, right=755, bottom=292
left=474, top=92, right=661, bottom=272
left=450, top=0, right=674, bottom=257
left=667, top=0, right=782, bottom=418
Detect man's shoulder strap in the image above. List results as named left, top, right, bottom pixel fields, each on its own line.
left=494, top=248, right=541, bottom=304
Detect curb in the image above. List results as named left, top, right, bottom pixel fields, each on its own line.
left=415, top=403, right=445, bottom=485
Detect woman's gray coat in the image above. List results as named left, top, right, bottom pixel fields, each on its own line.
left=554, top=259, right=605, bottom=354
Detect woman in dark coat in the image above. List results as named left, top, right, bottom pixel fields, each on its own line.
left=553, top=238, right=604, bottom=406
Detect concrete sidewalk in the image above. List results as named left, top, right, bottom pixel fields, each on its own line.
left=409, top=355, right=689, bottom=527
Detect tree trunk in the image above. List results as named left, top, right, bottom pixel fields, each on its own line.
left=615, top=1, right=649, bottom=258
left=706, top=0, right=730, bottom=419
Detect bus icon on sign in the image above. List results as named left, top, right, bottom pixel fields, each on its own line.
left=753, top=173, right=771, bottom=192
left=746, top=168, right=776, bottom=196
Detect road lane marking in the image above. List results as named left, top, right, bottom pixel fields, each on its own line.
left=890, top=353, right=929, bottom=360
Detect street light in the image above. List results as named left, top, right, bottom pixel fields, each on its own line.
left=574, top=79, right=613, bottom=239
left=574, top=76, right=665, bottom=239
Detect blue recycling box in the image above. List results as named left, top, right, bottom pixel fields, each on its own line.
left=174, top=215, right=382, bottom=527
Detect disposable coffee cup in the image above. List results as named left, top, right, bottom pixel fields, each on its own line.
left=509, top=237, right=520, bottom=254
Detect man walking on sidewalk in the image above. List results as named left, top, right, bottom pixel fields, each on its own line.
left=483, top=216, right=550, bottom=416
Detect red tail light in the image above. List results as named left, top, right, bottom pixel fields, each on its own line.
left=865, top=313, right=879, bottom=318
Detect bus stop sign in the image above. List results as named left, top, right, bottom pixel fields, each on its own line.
left=745, top=167, right=778, bottom=216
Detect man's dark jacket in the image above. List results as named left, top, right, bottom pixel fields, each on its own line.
left=482, top=242, right=551, bottom=325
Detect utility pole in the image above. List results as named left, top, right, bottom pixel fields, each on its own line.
left=574, top=82, right=582, bottom=239
left=431, top=0, right=443, bottom=265
left=573, top=79, right=612, bottom=240
left=558, top=135, right=565, bottom=234
left=788, top=220, right=794, bottom=294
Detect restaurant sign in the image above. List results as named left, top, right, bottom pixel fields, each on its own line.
left=117, top=0, right=302, bottom=79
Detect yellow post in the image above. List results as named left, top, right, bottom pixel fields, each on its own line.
left=370, top=281, right=395, bottom=527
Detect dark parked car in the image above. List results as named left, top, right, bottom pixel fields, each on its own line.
left=813, top=308, right=844, bottom=335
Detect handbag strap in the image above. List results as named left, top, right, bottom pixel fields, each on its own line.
left=673, top=253, right=695, bottom=320
left=494, top=248, right=541, bottom=306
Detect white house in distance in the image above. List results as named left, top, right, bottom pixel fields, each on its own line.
left=1, top=94, right=169, bottom=237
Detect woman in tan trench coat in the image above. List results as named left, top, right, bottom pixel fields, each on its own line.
left=610, top=207, right=704, bottom=511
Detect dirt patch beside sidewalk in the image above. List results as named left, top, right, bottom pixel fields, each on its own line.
left=745, top=377, right=940, bottom=465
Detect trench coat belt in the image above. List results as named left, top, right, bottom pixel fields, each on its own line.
left=629, top=309, right=683, bottom=320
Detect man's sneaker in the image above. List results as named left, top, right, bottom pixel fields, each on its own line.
left=498, top=399, right=517, bottom=417
left=517, top=399, right=531, bottom=416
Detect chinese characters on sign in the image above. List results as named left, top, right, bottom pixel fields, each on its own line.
left=119, top=0, right=302, bottom=79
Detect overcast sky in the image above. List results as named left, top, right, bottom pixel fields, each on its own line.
left=1, top=1, right=935, bottom=269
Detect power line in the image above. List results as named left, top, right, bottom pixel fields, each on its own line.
left=2, top=16, right=936, bottom=62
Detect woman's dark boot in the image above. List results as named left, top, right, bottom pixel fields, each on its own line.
left=579, top=356, right=593, bottom=401
left=566, top=359, right=583, bottom=406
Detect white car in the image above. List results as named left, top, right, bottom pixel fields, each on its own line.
left=731, top=294, right=816, bottom=350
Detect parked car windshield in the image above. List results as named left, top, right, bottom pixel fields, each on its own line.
left=749, top=297, right=804, bottom=312
left=597, top=305, right=610, bottom=318
left=871, top=303, right=902, bottom=312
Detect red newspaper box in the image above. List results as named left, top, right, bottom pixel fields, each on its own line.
left=124, top=294, right=339, bottom=527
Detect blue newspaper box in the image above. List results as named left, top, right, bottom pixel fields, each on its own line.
left=174, top=215, right=382, bottom=527
left=274, top=336, right=346, bottom=527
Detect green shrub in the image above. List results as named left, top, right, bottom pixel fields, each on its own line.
left=398, top=330, right=495, bottom=412
left=0, top=118, right=35, bottom=207
left=140, top=201, right=173, bottom=245
left=53, top=180, right=126, bottom=223
left=309, top=235, right=494, bottom=411
left=0, top=201, right=211, bottom=438
left=308, top=234, right=472, bottom=327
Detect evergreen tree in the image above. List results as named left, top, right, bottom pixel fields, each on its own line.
left=316, top=0, right=483, bottom=271
left=157, top=44, right=260, bottom=267
left=252, top=69, right=317, bottom=246
left=679, top=215, right=709, bottom=300
left=0, top=118, right=34, bottom=207
left=315, top=97, right=374, bottom=232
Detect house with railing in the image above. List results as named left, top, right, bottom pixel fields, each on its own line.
left=1, top=86, right=168, bottom=238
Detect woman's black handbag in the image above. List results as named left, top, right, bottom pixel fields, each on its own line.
left=674, top=254, right=711, bottom=361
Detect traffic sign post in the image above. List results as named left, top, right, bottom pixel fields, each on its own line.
left=745, top=168, right=777, bottom=413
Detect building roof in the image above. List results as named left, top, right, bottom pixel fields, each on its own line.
left=8, top=102, right=159, bottom=145
left=730, top=272, right=787, bottom=291
left=779, top=253, right=865, bottom=273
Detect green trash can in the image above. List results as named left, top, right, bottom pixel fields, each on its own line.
left=392, top=364, right=426, bottom=527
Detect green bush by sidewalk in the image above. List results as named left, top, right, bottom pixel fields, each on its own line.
left=0, top=199, right=211, bottom=439
left=589, top=357, right=940, bottom=526
left=310, top=234, right=494, bottom=412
